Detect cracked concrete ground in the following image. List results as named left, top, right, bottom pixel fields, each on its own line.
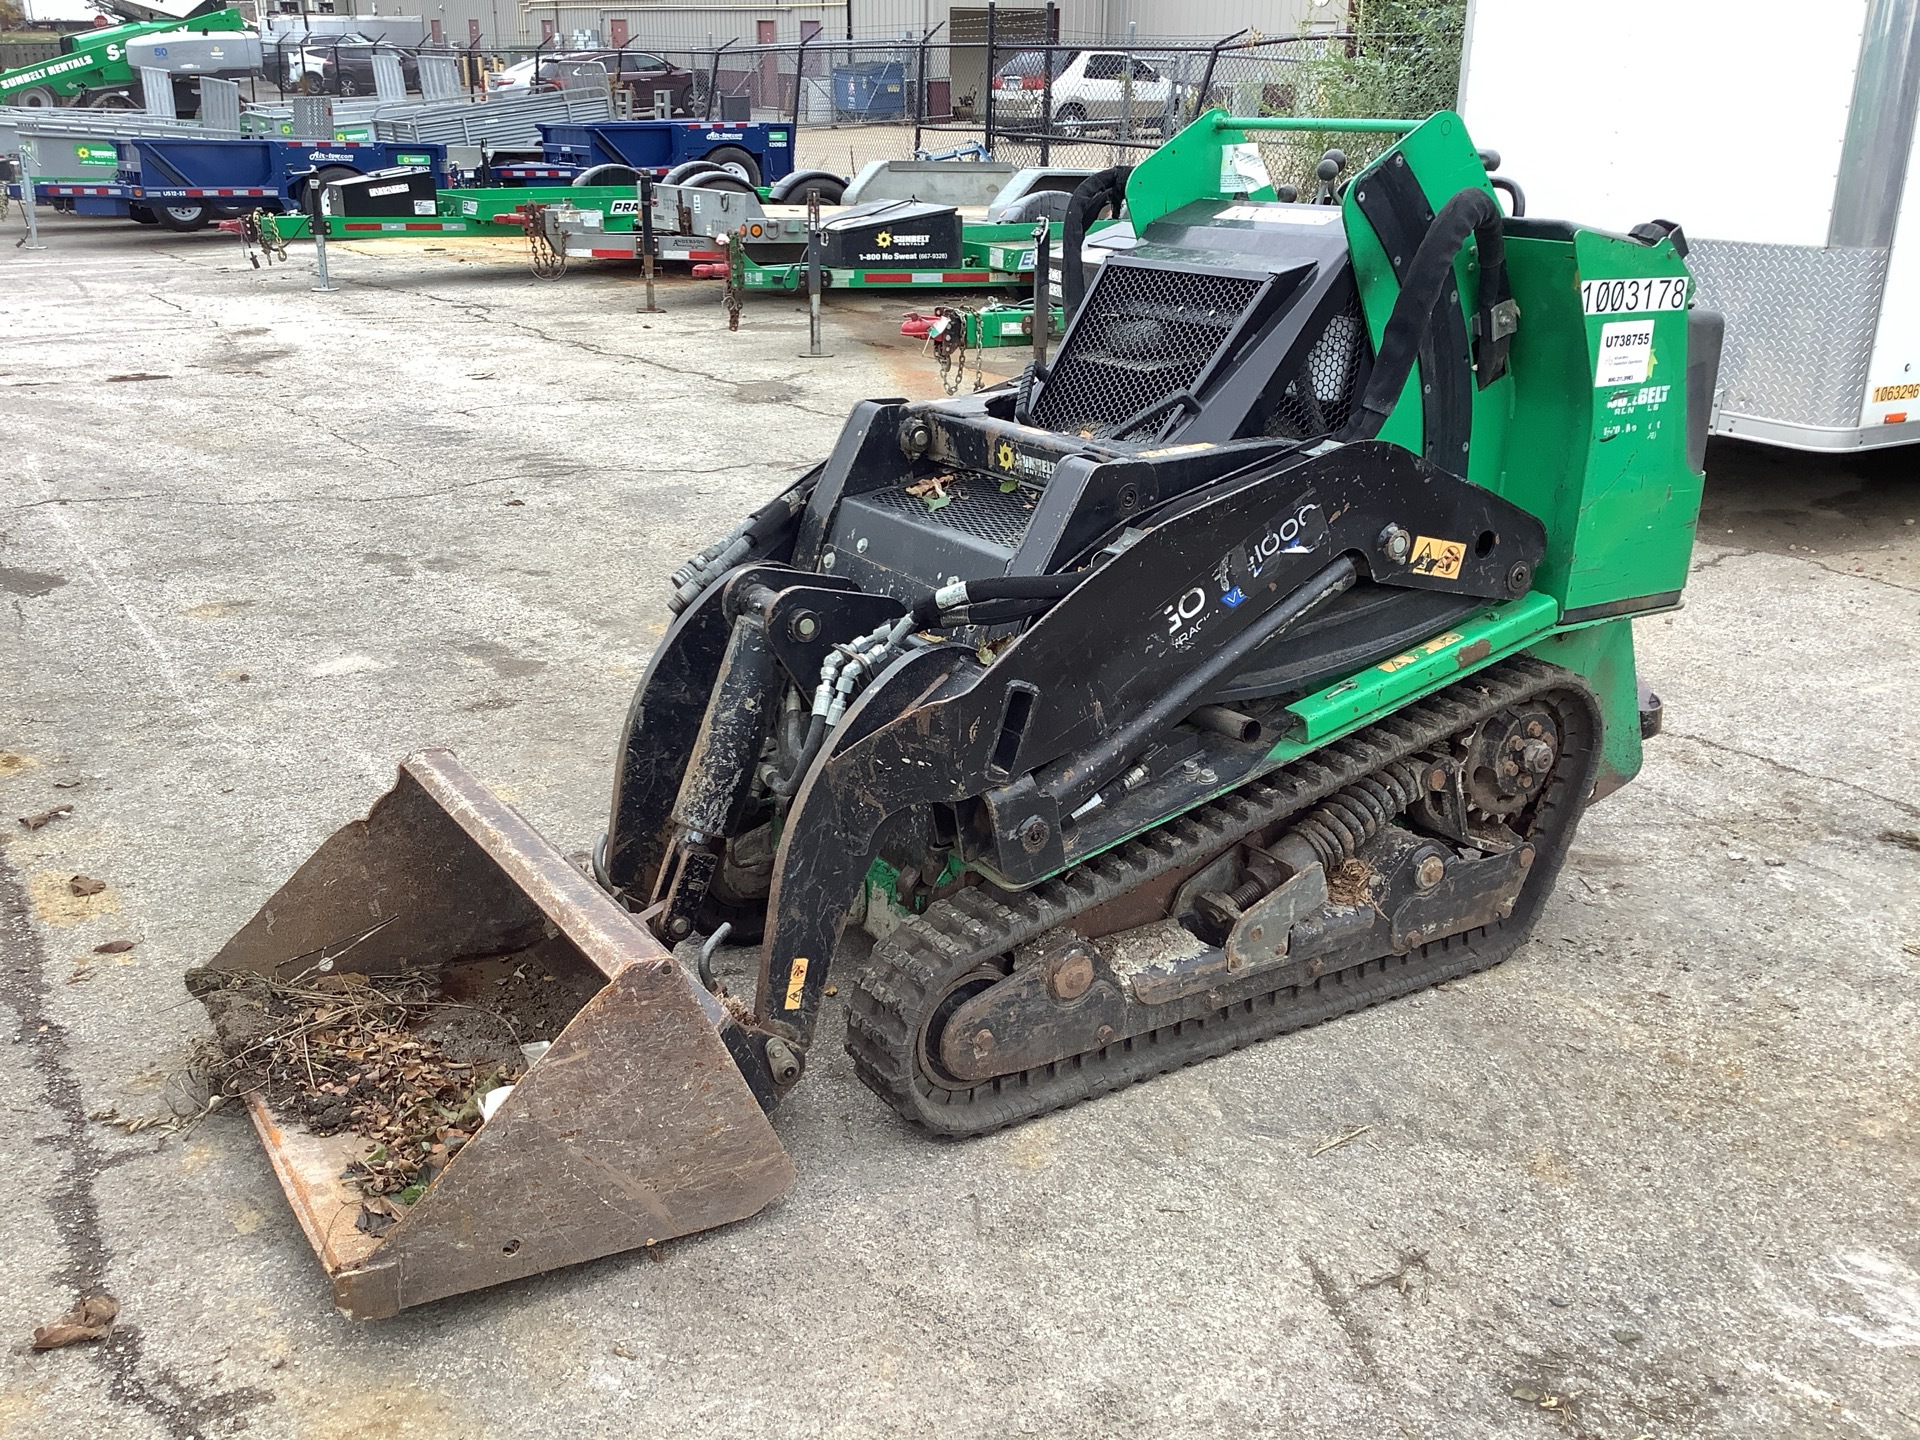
left=2, top=217, right=1917, bottom=1440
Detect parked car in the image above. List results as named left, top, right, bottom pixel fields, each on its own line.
left=548, top=49, right=703, bottom=115
left=282, top=36, right=419, bottom=97
left=488, top=48, right=703, bottom=115
left=993, top=49, right=1186, bottom=136
left=485, top=55, right=545, bottom=92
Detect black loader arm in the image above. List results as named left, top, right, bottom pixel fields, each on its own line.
left=752, top=441, right=1545, bottom=1045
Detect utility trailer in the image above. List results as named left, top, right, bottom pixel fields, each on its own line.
left=32, top=134, right=444, bottom=230
left=254, top=171, right=1080, bottom=282
left=254, top=182, right=726, bottom=260
left=535, top=184, right=1047, bottom=288
left=489, top=118, right=794, bottom=187
left=1461, top=0, right=1920, bottom=450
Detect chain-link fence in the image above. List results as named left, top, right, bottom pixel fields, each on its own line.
left=145, top=9, right=1466, bottom=184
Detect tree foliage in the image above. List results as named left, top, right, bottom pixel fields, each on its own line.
left=1308, top=0, right=1468, bottom=120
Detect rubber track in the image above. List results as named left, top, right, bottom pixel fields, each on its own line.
left=844, top=655, right=1598, bottom=1136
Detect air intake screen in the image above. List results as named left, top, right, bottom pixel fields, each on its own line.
left=1263, top=293, right=1367, bottom=440
left=1033, top=264, right=1263, bottom=440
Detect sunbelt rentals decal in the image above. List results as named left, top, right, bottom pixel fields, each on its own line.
left=2, top=51, right=107, bottom=89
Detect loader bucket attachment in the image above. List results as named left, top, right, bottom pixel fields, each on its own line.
left=197, top=751, right=794, bottom=1319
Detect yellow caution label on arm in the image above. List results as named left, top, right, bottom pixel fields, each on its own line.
left=783, top=956, right=810, bottom=1010
left=1409, top=536, right=1466, bottom=579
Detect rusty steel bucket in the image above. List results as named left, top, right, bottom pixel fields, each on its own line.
left=198, top=751, right=794, bottom=1319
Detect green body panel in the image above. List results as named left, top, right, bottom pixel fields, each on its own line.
left=1338, top=112, right=1513, bottom=483
left=1565, top=230, right=1699, bottom=611
left=0, top=9, right=247, bottom=103
left=1276, top=592, right=1560, bottom=751
left=1492, top=232, right=1697, bottom=615
left=1125, top=109, right=1277, bottom=233
left=1526, top=619, right=1643, bottom=794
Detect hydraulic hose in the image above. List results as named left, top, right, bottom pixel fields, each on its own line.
left=770, top=575, right=1085, bottom=799
left=1044, top=556, right=1360, bottom=815
left=908, top=575, right=1080, bottom=627
left=1061, top=164, right=1132, bottom=320
left=1339, top=187, right=1510, bottom=444
left=669, top=470, right=820, bottom=614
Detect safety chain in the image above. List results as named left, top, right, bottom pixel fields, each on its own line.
left=526, top=205, right=567, bottom=280
left=927, top=305, right=985, bottom=396
left=239, top=209, right=289, bottom=269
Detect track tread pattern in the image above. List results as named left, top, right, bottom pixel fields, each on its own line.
left=844, top=656, right=1599, bottom=1136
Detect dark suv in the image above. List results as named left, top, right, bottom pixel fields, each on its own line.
left=314, top=40, right=421, bottom=97
left=539, top=50, right=703, bottom=115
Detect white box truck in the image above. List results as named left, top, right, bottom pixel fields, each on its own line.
left=1460, top=0, right=1920, bottom=451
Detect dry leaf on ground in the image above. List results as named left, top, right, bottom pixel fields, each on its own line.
left=31, top=1294, right=118, bottom=1350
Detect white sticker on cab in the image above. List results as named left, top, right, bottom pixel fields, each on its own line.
left=1218, top=143, right=1271, bottom=194
left=1595, top=319, right=1655, bottom=387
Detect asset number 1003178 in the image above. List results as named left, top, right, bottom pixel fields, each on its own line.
left=1581, top=276, right=1688, bottom=315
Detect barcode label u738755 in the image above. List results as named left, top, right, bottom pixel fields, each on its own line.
left=1581, top=276, right=1688, bottom=314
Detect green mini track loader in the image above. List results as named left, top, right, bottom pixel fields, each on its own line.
left=192, top=111, right=1720, bottom=1317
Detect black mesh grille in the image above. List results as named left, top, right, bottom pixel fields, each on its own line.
left=1263, top=293, right=1367, bottom=441
left=1033, top=265, right=1263, bottom=440
left=858, top=478, right=1039, bottom=549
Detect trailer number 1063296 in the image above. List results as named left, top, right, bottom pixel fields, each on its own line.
left=1582, top=276, right=1688, bottom=315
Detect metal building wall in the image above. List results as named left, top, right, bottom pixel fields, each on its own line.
left=501, top=0, right=1328, bottom=47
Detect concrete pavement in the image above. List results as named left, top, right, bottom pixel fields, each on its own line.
left=2, top=215, right=1916, bottom=1440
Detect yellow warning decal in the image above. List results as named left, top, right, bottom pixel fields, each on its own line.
left=783, top=955, right=810, bottom=1010
left=1377, top=631, right=1465, bottom=674
left=1409, top=535, right=1466, bottom=579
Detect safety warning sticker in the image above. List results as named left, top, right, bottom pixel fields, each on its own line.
left=1215, top=203, right=1340, bottom=224
left=1595, top=319, right=1655, bottom=387
left=1409, top=535, right=1466, bottom=579
left=1218, top=143, right=1272, bottom=194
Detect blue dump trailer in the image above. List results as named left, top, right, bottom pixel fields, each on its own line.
left=491, top=118, right=793, bottom=187
left=33, top=136, right=446, bottom=232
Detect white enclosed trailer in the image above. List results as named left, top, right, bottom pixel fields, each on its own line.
left=1460, top=0, right=1920, bottom=451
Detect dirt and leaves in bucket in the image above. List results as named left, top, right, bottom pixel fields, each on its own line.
left=186, top=955, right=597, bottom=1235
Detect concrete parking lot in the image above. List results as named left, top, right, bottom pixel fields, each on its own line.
left=1, top=217, right=1916, bottom=1440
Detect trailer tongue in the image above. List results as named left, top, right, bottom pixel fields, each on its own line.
left=192, top=109, right=1714, bottom=1317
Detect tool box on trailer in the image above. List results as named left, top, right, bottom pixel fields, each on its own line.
left=818, top=200, right=962, bottom=267
left=326, top=167, right=438, bottom=217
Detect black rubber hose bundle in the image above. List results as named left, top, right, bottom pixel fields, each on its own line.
left=1339, top=187, right=1508, bottom=443
left=1061, top=165, right=1132, bottom=320
left=907, top=574, right=1081, bottom=628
